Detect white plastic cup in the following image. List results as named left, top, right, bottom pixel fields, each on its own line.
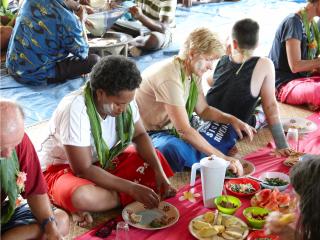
left=115, top=221, right=130, bottom=240
left=286, top=127, right=299, bottom=151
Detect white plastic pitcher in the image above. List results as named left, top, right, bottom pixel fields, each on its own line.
left=190, top=156, right=229, bottom=208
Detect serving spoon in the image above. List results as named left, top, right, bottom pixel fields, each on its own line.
left=247, top=175, right=268, bottom=185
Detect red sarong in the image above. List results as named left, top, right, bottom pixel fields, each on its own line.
left=44, top=146, right=174, bottom=212
left=277, top=76, right=320, bottom=108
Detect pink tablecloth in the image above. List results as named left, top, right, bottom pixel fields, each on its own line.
left=76, top=112, right=320, bottom=240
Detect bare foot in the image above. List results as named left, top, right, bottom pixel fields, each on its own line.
left=72, top=211, right=93, bottom=227
left=128, top=46, right=142, bottom=57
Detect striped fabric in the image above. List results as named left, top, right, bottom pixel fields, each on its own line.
left=135, top=0, right=176, bottom=21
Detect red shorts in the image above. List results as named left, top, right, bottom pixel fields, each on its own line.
left=44, top=146, right=174, bottom=212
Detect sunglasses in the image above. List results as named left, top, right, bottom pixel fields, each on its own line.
left=95, top=218, right=118, bottom=238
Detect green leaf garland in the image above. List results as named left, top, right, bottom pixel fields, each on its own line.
left=84, top=82, right=134, bottom=170
left=1, top=150, right=20, bottom=224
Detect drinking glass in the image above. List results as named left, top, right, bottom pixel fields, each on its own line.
left=286, top=127, right=299, bottom=151
left=115, top=221, right=130, bottom=240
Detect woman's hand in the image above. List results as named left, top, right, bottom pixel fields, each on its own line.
left=130, top=184, right=160, bottom=209
left=229, top=116, right=256, bottom=141
left=74, top=5, right=85, bottom=22
left=225, top=156, right=244, bottom=177
left=155, top=171, right=177, bottom=200
left=276, top=148, right=292, bottom=157
left=129, top=6, right=142, bottom=20
left=83, top=5, right=94, bottom=14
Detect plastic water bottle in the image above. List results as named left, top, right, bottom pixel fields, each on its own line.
left=286, top=127, right=299, bottom=151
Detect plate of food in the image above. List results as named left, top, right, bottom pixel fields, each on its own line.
left=283, top=151, right=306, bottom=167
left=189, top=210, right=249, bottom=239
left=250, top=189, right=296, bottom=213
left=225, top=159, right=256, bottom=179
left=281, top=117, right=317, bottom=134
left=247, top=230, right=279, bottom=240
left=122, top=201, right=179, bottom=230
left=225, top=178, right=261, bottom=197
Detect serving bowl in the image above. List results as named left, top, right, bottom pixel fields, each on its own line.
left=214, top=195, right=241, bottom=215
left=225, top=178, right=261, bottom=197
left=259, top=172, right=290, bottom=191
left=243, top=207, right=270, bottom=229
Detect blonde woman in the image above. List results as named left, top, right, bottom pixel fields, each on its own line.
left=136, top=27, right=255, bottom=173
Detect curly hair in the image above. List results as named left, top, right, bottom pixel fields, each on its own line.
left=178, top=27, right=224, bottom=60
left=290, top=155, right=320, bottom=240
left=89, top=56, right=142, bottom=96
left=232, top=18, right=259, bottom=50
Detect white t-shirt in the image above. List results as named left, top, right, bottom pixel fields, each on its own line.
left=39, top=89, right=140, bottom=169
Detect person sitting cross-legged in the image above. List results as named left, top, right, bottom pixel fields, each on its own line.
left=40, top=56, right=176, bottom=226
left=0, top=100, right=69, bottom=240
left=6, top=0, right=99, bottom=85
left=269, top=0, right=320, bottom=111
left=206, top=18, right=290, bottom=156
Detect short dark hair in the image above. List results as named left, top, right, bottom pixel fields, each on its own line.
left=90, top=56, right=142, bottom=96
left=290, top=155, right=320, bottom=240
left=232, top=18, right=259, bottom=50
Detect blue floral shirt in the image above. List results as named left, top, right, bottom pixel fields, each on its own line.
left=6, top=0, right=89, bottom=85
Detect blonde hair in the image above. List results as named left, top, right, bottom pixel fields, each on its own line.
left=178, top=27, right=224, bottom=60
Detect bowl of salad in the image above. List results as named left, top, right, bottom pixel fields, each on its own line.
left=259, top=172, right=290, bottom=192
left=225, top=178, right=261, bottom=197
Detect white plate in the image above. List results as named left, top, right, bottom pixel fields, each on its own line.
left=189, top=212, right=249, bottom=240
left=122, top=201, right=179, bottom=230
left=281, top=117, right=318, bottom=134
left=225, top=159, right=256, bottom=180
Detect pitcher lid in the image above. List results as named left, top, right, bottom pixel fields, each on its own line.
left=200, top=155, right=229, bottom=168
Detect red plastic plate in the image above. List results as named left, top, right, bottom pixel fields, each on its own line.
left=225, top=178, right=261, bottom=197
left=247, top=230, right=279, bottom=240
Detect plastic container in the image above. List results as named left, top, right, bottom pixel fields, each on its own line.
left=243, top=207, right=270, bottom=229
left=259, top=172, right=290, bottom=192
left=214, top=195, right=241, bottom=215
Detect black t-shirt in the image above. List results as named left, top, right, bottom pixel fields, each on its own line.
left=269, top=13, right=316, bottom=88
left=206, top=55, right=260, bottom=126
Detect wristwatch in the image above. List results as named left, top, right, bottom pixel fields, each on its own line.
left=41, top=216, right=56, bottom=231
